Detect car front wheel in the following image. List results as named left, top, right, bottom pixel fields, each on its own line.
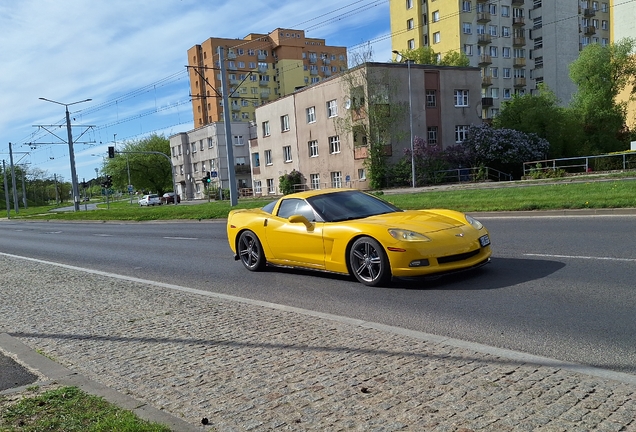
left=349, top=236, right=390, bottom=286
left=238, top=230, right=266, bottom=271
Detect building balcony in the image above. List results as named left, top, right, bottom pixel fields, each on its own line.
left=231, top=104, right=241, bottom=112
left=322, top=58, right=331, bottom=65
left=257, top=53, right=267, bottom=61
left=477, top=12, right=491, bottom=23
left=477, top=34, right=492, bottom=45
left=584, top=26, right=596, bottom=35
left=482, top=97, right=494, bottom=107
left=258, top=65, right=268, bottom=73
left=235, top=164, right=251, bottom=174
left=310, top=69, right=318, bottom=75
left=513, top=57, right=526, bottom=67
left=252, top=166, right=261, bottom=176
left=514, top=77, right=527, bottom=87
left=482, top=76, right=493, bottom=86
left=324, top=69, right=332, bottom=76
left=513, top=37, right=526, bottom=46
left=229, top=78, right=240, bottom=85
left=227, top=64, right=237, bottom=71
left=511, top=0, right=524, bottom=5
left=476, top=0, right=487, bottom=3
left=309, top=57, right=317, bottom=64
left=260, top=91, right=270, bottom=99
left=478, top=54, right=492, bottom=65
left=583, top=8, right=596, bottom=17
left=512, top=17, right=525, bottom=26
left=259, top=80, right=269, bottom=87
left=227, top=52, right=237, bottom=60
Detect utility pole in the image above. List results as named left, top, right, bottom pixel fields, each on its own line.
left=218, top=46, right=238, bottom=206
left=38, top=97, right=92, bottom=211
left=3, top=160, right=10, bottom=219
left=8, top=142, right=19, bottom=214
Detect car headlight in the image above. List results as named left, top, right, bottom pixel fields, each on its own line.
left=388, top=229, right=431, bottom=242
left=465, top=215, right=484, bottom=230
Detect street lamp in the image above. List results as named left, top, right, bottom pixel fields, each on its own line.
left=392, top=51, right=416, bottom=188
left=39, top=97, right=92, bottom=211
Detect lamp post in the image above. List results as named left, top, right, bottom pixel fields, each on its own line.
left=39, top=97, right=92, bottom=211
left=392, top=51, right=416, bottom=188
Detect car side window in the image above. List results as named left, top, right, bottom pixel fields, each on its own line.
left=277, top=198, right=315, bottom=221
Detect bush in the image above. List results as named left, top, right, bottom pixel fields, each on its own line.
left=279, top=170, right=304, bottom=195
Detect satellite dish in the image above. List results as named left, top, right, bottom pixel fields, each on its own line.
left=344, top=99, right=351, bottom=109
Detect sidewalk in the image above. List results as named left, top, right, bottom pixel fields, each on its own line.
left=1, top=253, right=634, bottom=431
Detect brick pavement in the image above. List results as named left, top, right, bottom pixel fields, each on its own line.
left=0, top=254, right=634, bottom=431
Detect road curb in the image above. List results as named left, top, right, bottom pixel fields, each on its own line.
left=0, top=333, right=198, bottom=432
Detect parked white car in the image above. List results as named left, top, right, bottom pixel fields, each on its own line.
left=138, top=194, right=161, bottom=206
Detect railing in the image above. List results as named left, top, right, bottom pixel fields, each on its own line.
left=422, top=167, right=513, bottom=185
left=523, top=152, right=636, bottom=177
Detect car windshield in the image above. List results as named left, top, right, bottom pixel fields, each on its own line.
left=261, top=199, right=279, bottom=214
left=307, top=190, right=401, bottom=222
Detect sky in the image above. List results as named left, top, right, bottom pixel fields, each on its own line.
left=0, top=0, right=392, bottom=183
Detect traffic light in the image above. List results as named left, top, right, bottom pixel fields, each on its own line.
left=105, top=175, right=113, bottom=188
left=202, top=172, right=211, bottom=183
left=108, top=146, right=115, bottom=158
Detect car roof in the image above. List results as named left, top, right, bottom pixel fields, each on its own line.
left=284, top=188, right=361, bottom=200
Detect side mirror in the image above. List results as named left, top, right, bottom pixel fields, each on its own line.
left=288, top=214, right=313, bottom=229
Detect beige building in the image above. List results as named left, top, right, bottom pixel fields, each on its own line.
left=250, top=62, right=482, bottom=194
left=187, top=29, right=347, bottom=128
left=169, top=122, right=256, bottom=200
left=611, top=0, right=636, bottom=129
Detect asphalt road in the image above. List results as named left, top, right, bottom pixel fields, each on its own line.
left=0, top=215, right=635, bottom=375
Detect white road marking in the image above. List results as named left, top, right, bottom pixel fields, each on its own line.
left=163, top=236, right=198, bottom=240
left=93, top=234, right=113, bottom=237
left=525, top=253, right=636, bottom=262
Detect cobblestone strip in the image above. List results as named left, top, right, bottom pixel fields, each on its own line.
left=1, top=256, right=634, bottom=431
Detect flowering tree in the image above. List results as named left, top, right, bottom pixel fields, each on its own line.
left=462, top=124, right=549, bottom=166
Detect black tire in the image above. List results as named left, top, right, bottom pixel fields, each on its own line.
left=349, top=236, right=391, bottom=286
left=238, top=230, right=266, bottom=271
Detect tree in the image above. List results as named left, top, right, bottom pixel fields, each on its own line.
left=493, top=86, right=584, bottom=158
left=569, top=38, right=636, bottom=154
left=279, top=170, right=304, bottom=195
left=462, top=124, right=550, bottom=177
left=336, top=62, right=408, bottom=189
left=394, top=47, right=469, bottom=67
left=103, top=134, right=172, bottom=195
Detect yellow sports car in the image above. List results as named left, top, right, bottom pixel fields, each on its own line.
left=227, top=189, right=491, bottom=286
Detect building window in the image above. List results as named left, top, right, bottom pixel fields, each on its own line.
left=432, top=11, right=440, bottom=22
left=281, top=114, right=290, bottom=132
left=454, top=90, right=469, bottom=107
left=503, top=88, right=511, bottom=99
left=408, top=39, right=415, bottom=50
left=252, top=152, right=260, bottom=168
left=426, top=90, right=436, bottom=107
left=491, top=67, right=499, bottom=78
left=310, top=174, right=320, bottom=190
left=601, top=20, right=608, bottom=30
left=462, top=1, right=471, bottom=12
left=329, top=135, right=341, bottom=154
left=503, top=68, right=511, bottom=78
left=406, top=0, right=413, bottom=8
left=427, top=127, right=438, bottom=145
left=267, top=178, right=275, bottom=194
left=233, top=135, right=244, bottom=146
left=491, top=87, right=499, bottom=98
left=262, top=121, right=270, bottom=137
left=306, top=106, right=316, bottom=123
left=407, top=18, right=414, bottom=30
left=207, top=137, right=213, bottom=148
left=191, top=143, right=197, bottom=153
left=331, top=171, right=342, bottom=188
left=502, top=26, right=510, bottom=38
left=193, top=162, right=198, bottom=173
left=433, top=32, right=441, bottom=44
left=283, top=146, right=293, bottom=162
left=463, top=23, right=472, bottom=34
left=455, top=125, right=469, bottom=143
left=265, top=149, right=272, bottom=165
left=358, top=168, right=366, bottom=180
left=309, top=140, right=319, bottom=157
left=254, top=180, right=262, bottom=194
left=327, top=99, right=338, bottom=118
left=489, top=25, right=498, bottom=36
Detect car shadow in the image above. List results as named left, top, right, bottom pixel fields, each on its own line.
left=265, top=257, right=565, bottom=291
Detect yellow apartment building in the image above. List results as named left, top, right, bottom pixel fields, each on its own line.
left=390, top=0, right=611, bottom=117
left=187, top=29, right=347, bottom=128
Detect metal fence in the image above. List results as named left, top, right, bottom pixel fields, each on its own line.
left=523, top=151, right=636, bottom=177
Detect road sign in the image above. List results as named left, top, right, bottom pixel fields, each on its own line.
left=127, top=185, right=133, bottom=192
left=210, top=171, right=218, bottom=178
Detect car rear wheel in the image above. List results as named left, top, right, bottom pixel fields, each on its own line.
left=349, top=236, right=390, bottom=286
left=238, top=230, right=266, bottom=271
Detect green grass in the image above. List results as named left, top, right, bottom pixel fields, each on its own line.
left=0, top=386, right=170, bottom=432
left=5, top=178, right=636, bottom=222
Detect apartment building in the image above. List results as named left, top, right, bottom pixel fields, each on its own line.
left=187, top=29, right=347, bottom=128
left=250, top=62, right=481, bottom=195
left=390, top=0, right=611, bottom=114
left=169, top=122, right=256, bottom=200
left=611, top=0, right=636, bottom=128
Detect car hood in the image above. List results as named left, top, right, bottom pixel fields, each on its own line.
left=363, top=210, right=466, bottom=234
